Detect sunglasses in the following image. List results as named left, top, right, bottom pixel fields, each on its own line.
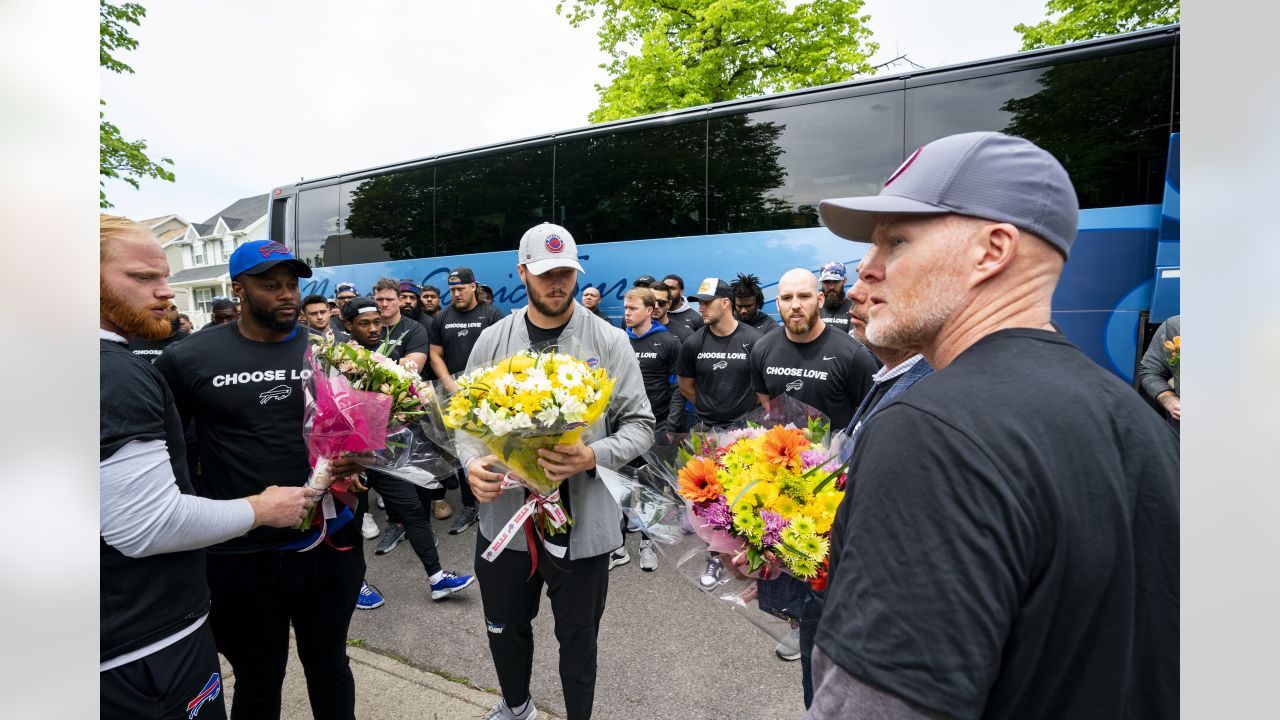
left=655, top=299, right=670, bottom=306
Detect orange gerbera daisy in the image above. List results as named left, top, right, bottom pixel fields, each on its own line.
left=678, top=457, right=724, bottom=503
left=761, top=426, right=808, bottom=467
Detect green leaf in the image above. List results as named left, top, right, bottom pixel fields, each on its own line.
left=1014, top=0, right=1178, bottom=50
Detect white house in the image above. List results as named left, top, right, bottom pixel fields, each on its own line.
left=159, top=194, right=269, bottom=327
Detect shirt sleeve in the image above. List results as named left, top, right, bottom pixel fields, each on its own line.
left=427, top=309, right=445, bottom=347
left=400, top=321, right=431, bottom=356
left=1137, top=319, right=1175, bottom=401
left=749, top=336, right=769, bottom=395
left=101, top=354, right=166, bottom=461
left=100, top=439, right=255, bottom=557
left=152, top=344, right=192, bottom=425
left=816, top=403, right=1033, bottom=718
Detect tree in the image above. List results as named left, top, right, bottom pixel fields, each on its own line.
left=1015, top=0, right=1179, bottom=50
left=100, top=0, right=174, bottom=208
left=557, top=0, right=878, bottom=123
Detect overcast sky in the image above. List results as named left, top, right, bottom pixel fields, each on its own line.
left=100, top=0, right=1050, bottom=223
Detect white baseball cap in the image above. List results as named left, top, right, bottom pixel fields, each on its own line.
left=518, top=223, right=584, bottom=275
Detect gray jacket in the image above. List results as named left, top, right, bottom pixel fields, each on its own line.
left=1138, top=315, right=1180, bottom=402
left=455, top=302, right=656, bottom=559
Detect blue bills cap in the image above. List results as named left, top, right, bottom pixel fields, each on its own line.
left=229, top=240, right=313, bottom=280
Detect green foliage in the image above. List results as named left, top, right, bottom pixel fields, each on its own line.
left=557, top=0, right=878, bottom=123
left=1015, top=0, right=1179, bottom=50
left=100, top=1, right=174, bottom=208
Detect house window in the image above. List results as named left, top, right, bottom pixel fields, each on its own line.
left=193, top=241, right=206, bottom=265
left=194, top=287, right=213, bottom=315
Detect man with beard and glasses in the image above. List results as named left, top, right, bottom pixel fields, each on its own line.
left=460, top=222, right=654, bottom=720
left=420, top=285, right=442, bottom=319
left=730, top=273, right=778, bottom=333
left=816, top=261, right=853, bottom=334
left=129, top=301, right=189, bottom=363
left=805, top=132, right=1179, bottom=720
left=747, top=268, right=876, bottom=672
left=341, top=298, right=476, bottom=608
left=429, top=267, right=506, bottom=533
left=101, top=217, right=316, bottom=720
left=155, top=240, right=368, bottom=720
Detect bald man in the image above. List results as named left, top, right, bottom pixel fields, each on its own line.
left=807, top=133, right=1179, bottom=719
left=99, top=215, right=316, bottom=720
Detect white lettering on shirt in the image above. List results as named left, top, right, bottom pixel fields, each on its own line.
left=211, top=368, right=313, bottom=388
left=763, top=366, right=831, bottom=381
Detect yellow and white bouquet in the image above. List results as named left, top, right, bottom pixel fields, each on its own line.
left=443, top=348, right=614, bottom=536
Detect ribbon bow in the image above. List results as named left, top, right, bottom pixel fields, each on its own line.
left=482, top=475, right=569, bottom=576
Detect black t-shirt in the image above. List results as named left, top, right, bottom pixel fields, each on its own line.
left=524, top=314, right=571, bottom=347
left=749, top=325, right=877, bottom=430
left=818, top=329, right=1179, bottom=720
left=128, top=329, right=189, bottom=364
left=660, top=314, right=696, bottom=344
left=384, top=316, right=432, bottom=377
left=819, top=299, right=853, bottom=332
left=155, top=322, right=315, bottom=554
left=428, top=302, right=507, bottom=373
left=676, top=322, right=762, bottom=427
left=666, top=306, right=703, bottom=336
left=629, top=325, right=680, bottom=427
left=100, top=338, right=208, bottom=660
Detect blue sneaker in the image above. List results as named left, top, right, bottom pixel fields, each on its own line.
left=356, top=580, right=385, bottom=610
left=429, top=571, right=475, bottom=600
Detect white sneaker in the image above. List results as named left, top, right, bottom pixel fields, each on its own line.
left=638, top=539, right=657, bottom=571
left=485, top=699, right=538, bottom=720
left=361, top=513, right=379, bottom=540
left=607, top=547, right=631, bottom=571
left=775, top=627, right=801, bottom=661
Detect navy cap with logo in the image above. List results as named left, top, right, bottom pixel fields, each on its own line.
left=818, top=131, right=1079, bottom=258
left=818, top=262, right=847, bottom=282
left=632, top=274, right=657, bottom=287
left=229, top=240, right=313, bottom=280
left=689, top=277, right=732, bottom=302
left=335, top=282, right=358, bottom=295
left=447, top=268, right=475, bottom=286
left=340, top=297, right=379, bottom=322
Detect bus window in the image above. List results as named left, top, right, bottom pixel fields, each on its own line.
left=907, top=47, right=1175, bottom=209
left=341, top=167, right=433, bottom=261
left=296, top=184, right=341, bottom=267
left=435, top=147, right=551, bottom=256
left=554, top=121, right=705, bottom=244
left=708, top=90, right=905, bottom=234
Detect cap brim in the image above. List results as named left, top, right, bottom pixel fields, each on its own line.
left=689, top=293, right=726, bottom=303
left=524, top=258, right=584, bottom=275
left=818, top=196, right=950, bottom=242
left=237, top=258, right=314, bottom=279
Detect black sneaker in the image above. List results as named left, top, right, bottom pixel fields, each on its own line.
left=448, top=505, right=479, bottom=535
left=375, top=523, right=406, bottom=554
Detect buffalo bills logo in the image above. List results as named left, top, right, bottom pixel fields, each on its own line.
left=186, top=672, right=221, bottom=718
left=258, top=241, right=290, bottom=258
left=545, top=234, right=565, bottom=254
left=884, top=147, right=923, bottom=187
left=585, top=356, right=600, bottom=369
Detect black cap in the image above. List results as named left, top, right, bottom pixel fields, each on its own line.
left=341, top=297, right=379, bottom=322
left=447, top=267, right=475, bottom=285
left=632, top=274, right=657, bottom=287
left=689, top=277, right=732, bottom=302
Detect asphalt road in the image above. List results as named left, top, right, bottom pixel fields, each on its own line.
left=350, top=487, right=807, bottom=720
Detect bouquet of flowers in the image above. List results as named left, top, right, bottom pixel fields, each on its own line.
left=1164, top=334, right=1181, bottom=390
left=440, top=345, right=614, bottom=552
left=633, top=396, right=849, bottom=640
left=296, top=335, right=434, bottom=538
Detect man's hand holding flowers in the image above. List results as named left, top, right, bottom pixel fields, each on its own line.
left=537, top=441, right=596, bottom=482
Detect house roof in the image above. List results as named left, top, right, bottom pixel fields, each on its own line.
left=169, top=263, right=230, bottom=285
left=156, top=227, right=187, bottom=246
left=200, top=194, right=268, bottom=233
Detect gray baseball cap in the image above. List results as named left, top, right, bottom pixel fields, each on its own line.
left=818, top=132, right=1079, bottom=258
left=518, top=222, right=584, bottom=275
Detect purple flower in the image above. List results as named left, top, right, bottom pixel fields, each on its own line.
left=801, top=449, right=834, bottom=471
left=699, top=497, right=734, bottom=530
left=760, top=510, right=790, bottom=546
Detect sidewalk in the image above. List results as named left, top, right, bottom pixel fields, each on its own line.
left=220, top=636, right=563, bottom=719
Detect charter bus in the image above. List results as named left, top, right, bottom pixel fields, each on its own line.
left=269, top=24, right=1179, bottom=385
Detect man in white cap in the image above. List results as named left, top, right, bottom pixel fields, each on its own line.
left=458, top=223, right=655, bottom=720
left=806, top=132, right=1179, bottom=719
left=816, top=261, right=853, bottom=333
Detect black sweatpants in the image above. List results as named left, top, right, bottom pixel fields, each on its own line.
left=205, top=530, right=364, bottom=720
left=102, top=620, right=225, bottom=720
left=474, top=532, right=610, bottom=720
left=367, top=471, right=442, bottom=576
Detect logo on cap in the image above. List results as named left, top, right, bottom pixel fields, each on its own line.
left=448, top=273, right=460, bottom=283
left=884, top=147, right=923, bottom=188
left=258, top=241, right=290, bottom=258
left=545, top=234, right=565, bottom=254
left=698, top=280, right=713, bottom=294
